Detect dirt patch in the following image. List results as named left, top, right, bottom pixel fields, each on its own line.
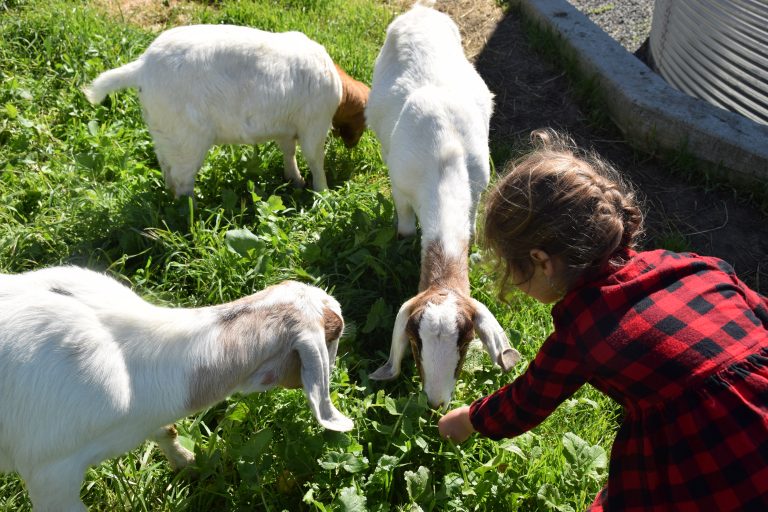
left=92, top=0, right=197, bottom=31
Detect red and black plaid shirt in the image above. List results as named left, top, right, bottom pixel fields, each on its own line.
left=470, top=249, right=768, bottom=511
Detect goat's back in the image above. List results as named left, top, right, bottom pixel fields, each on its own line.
left=366, top=5, right=492, bottom=158
left=128, top=24, right=343, bottom=144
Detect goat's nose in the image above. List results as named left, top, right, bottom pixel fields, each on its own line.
left=428, top=398, right=445, bottom=410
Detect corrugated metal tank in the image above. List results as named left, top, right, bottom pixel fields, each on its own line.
left=649, top=0, right=768, bottom=125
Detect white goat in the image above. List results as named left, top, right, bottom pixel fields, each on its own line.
left=83, top=24, right=370, bottom=197
left=366, top=1, right=521, bottom=408
left=0, top=266, right=352, bottom=512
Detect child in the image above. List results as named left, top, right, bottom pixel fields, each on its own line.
left=438, top=129, right=768, bottom=510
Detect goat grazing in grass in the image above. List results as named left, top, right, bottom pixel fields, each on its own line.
left=84, top=24, right=370, bottom=197
left=0, top=266, right=352, bottom=512
left=365, top=0, right=521, bottom=408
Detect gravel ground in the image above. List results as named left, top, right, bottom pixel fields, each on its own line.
left=567, top=0, right=654, bottom=52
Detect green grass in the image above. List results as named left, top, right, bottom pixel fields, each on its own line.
left=0, top=1, right=618, bottom=510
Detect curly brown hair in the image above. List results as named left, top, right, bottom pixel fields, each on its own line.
left=482, top=129, right=645, bottom=298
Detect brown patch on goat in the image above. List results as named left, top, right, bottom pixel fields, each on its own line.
left=322, top=306, right=344, bottom=343
left=162, top=424, right=179, bottom=439
left=453, top=296, right=477, bottom=378
left=419, top=240, right=470, bottom=293
left=404, top=287, right=478, bottom=381
left=405, top=304, right=425, bottom=380
left=186, top=300, right=304, bottom=411
left=332, top=63, right=369, bottom=149
left=405, top=238, right=473, bottom=379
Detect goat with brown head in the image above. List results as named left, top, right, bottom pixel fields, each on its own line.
left=365, top=1, right=521, bottom=408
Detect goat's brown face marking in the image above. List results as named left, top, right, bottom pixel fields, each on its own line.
left=335, top=121, right=364, bottom=148
left=404, top=235, right=474, bottom=406
left=332, top=63, right=369, bottom=149
left=406, top=306, right=425, bottom=380
left=406, top=289, right=478, bottom=392
left=453, top=298, right=477, bottom=378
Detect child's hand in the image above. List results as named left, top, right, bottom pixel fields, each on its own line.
left=438, top=405, right=476, bottom=443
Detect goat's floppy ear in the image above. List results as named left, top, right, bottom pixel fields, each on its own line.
left=470, top=298, right=521, bottom=372
left=295, top=334, right=354, bottom=431
left=369, top=296, right=417, bottom=381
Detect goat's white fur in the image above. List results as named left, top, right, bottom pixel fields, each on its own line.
left=83, top=24, right=369, bottom=197
left=366, top=1, right=520, bottom=408
left=0, top=266, right=352, bottom=512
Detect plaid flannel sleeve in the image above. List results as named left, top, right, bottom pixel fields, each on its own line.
left=468, top=329, right=589, bottom=440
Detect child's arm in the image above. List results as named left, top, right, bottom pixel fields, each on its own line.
left=448, top=329, right=589, bottom=441
left=438, top=405, right=475, bottom=442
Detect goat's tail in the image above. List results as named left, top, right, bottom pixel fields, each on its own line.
left=82, top=59, right=143, bottom=105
